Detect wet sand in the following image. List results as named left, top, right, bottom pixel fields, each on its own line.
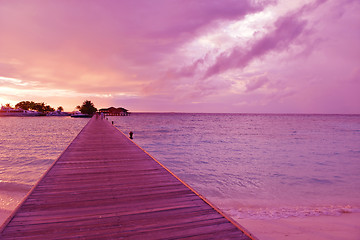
left=238, top=213, right=360, bottom=240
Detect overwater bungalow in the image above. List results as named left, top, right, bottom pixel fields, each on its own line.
left=98, top=107, right=130, bottom=116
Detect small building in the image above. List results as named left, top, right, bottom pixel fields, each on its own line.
left=98, top=107, right=130, bottom=116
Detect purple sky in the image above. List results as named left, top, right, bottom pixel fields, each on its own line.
left=0, top=0, right=359, bottom=113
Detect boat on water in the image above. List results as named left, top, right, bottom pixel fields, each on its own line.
left=70, top=111, right=92, bottom=118
left=47, top=110, right=71, bottom=116
left=0, top=106, right=42, bottom=116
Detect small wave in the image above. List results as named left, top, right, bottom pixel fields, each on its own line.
left=349, top=150, right=360, bottom=154
left=308, top=178, right=333, bottom=184
left=0, top=182, right=31, bottom=211
left=156, top=129, right=171, bottom=133
left=224, top=205, right=360, bottom=220
left=0, top=181, right=32, bottom=193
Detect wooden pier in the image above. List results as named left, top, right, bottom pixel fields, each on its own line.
left=0, top=117, right=254, bottom=239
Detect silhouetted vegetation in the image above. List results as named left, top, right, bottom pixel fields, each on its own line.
left=77, top=100, right=97, bottom=115
left=15, top=101, right=55, bottom=113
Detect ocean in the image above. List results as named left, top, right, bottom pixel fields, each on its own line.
left=0, top=117, right=88, bottom=212
left=0, top=113, right=359, bottom=224
left=108, top=113, right=360, bottom=221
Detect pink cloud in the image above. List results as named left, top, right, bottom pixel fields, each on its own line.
left=246, top=76, right=270, bottom=92
left=0, top=0, right=265, bottom=90
left=0, top=0, right=359, bottom=113
left=203, top=0, right=327, bottom=79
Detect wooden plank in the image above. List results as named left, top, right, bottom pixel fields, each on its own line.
left=0, top=117, right=255, bottom=239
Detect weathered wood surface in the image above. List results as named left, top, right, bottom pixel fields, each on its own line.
left=1, top=117, right=253, bottom=239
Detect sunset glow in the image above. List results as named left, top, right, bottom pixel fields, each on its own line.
left=0, top=0, right=359, bottom=113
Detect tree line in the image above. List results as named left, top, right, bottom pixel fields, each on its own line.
left=14, top=101, right=57, bottom=113
left=7, top=100, right=98, bottom=115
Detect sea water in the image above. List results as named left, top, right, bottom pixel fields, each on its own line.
left=0, top=114, right=359, bottom=222
left=108, top=113, right=360, bottom=220
left=0, top=117, right=88, bottom=211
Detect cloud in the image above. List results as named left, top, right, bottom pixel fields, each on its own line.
left=245, top=75, right=270, bottom=92
left=0, top=0, right=359, bottom=113
left=0, top=76, right=29, bottom=87
left=203, top=1, right=328, bottom=79
left=0, top=0, right=265, bottom=92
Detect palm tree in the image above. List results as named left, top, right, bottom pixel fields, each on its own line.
left=4, top=103, right=12, bottom=108
left=78, top=100, right=97, bottom=115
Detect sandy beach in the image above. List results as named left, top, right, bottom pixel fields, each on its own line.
left=238, top=213, right=360, bottom=240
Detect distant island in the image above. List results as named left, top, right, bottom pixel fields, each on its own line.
left=0, top=100, right=130, bottom=117
left=73, top=100, right=130, bottom=117
left=0, top=101, right=64, bottom=117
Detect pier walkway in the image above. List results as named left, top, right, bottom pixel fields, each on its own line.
left=1, top=117, right=253, bottom=239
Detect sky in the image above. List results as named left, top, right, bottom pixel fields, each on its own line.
left=0, top=0, right=359, bottom=113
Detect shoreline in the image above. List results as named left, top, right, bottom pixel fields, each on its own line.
left=237, top=213, right=360, bottom=240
